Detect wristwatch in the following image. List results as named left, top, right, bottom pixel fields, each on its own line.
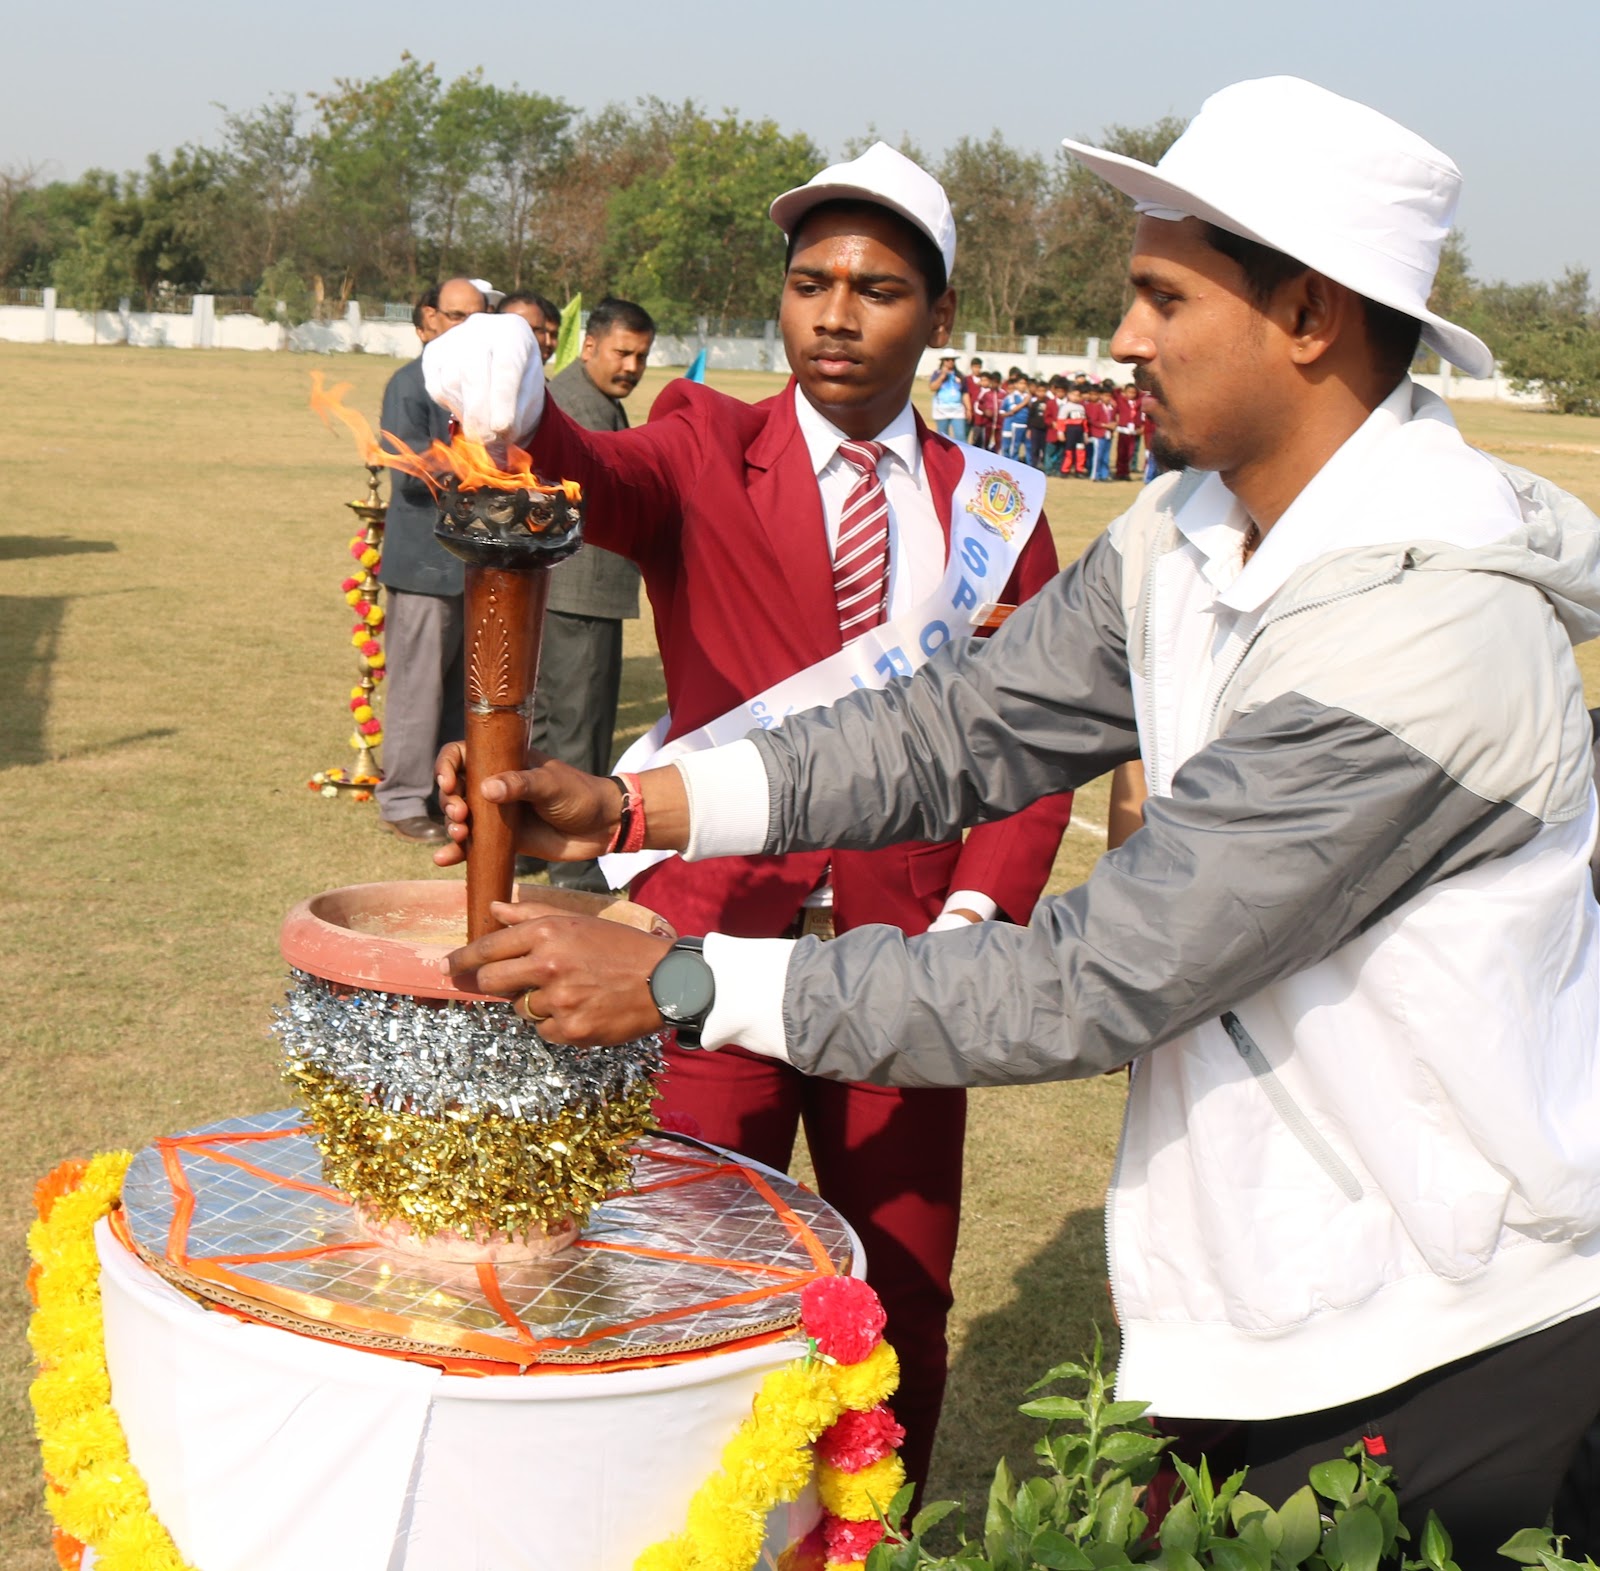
left=649, top=938, right=716, bottom=1049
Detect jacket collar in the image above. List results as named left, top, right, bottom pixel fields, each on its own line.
left=1173, top=378, right=1518, bottom=615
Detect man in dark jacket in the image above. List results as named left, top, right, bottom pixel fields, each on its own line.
left=528, top=296, right=657, bottom=890
left=373, top=276, right=486, bottom=841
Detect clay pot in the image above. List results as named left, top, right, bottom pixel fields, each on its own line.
left=278, top=880, right=675, bottom=1258
left=279, top=880, right=673, bottom=1001
left=352, top=1205, right=580, bottom=1263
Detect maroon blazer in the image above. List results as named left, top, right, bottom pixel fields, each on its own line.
left=527, top=378, right=1073, bottom=942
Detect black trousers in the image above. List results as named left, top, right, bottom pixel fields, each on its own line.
left=1175, top=1307, right=1600, bottom=1570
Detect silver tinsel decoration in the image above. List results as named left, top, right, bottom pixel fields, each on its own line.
left=272, top=970, right=665, bottom=1122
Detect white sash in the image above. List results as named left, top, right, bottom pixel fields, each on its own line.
left=600, top=444, right=1048, bottom=886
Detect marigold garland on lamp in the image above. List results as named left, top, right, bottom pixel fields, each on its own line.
left=307, top=458, right=387, bottom=799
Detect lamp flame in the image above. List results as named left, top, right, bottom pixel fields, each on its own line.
left=309, top=371, right=580, bottom=501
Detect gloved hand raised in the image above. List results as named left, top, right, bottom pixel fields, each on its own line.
left=421, top=312, right=546, bottom=444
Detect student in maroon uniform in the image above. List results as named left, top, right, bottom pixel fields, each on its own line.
left=423, top=143, right=1071, bottom=1491
left=1113, top=381, right=1142, bottom=480
left=1141, top=387, right=1160, bottom=480
left=1043, top=376, right=1070, bottom=475
left=1022, top=377, right=1052, bottom=468
left=972, top=371, right=1002, bottom=451
left=1059, top=381, right=1089, bottom=475
left=1084, top=385, right=1114, bottom=479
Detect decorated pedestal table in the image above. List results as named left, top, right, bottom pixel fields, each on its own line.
left=93, top=1118, right=863, bottom=1570
left=30, top=880, right=903, bottom=1571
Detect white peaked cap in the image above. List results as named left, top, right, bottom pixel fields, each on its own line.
left=469, top=277, right=505, bottom=309
left=770, top=142, right=957, bottom=281
left=1061, top=77, right=1494, bottom=378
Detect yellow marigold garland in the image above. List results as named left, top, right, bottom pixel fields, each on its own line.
left=816, top=1453, right=908, bottom=1522
left=27, top=1152, right=196, bottom=1571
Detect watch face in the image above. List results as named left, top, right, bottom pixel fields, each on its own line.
left=652, top=947, right=716, bottom=1024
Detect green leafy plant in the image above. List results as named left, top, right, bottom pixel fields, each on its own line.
left=862, top=1336, right=1598, bottom=1571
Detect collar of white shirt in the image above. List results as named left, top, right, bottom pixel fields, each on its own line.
left=1173, top=378, right=1520, bottom=615
left=793, top=383, right=922, bottom=482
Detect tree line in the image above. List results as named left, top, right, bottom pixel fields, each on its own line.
left=1, top=55, right=1596, bottom=407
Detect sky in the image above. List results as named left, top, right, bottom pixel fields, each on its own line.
left=7, top=0, right=1599, bottom=288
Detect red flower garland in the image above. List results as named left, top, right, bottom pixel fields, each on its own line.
left=799, top=1277, right=906, bottom=1569
left=822, top=1517, right=887, bottom=1562
left=800, top=1276, right=888, bottom=1365
left=814, top=1405, right=905, bottom=1473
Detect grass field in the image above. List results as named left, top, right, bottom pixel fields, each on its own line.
left=4, top=343, right=1599, bottom=1568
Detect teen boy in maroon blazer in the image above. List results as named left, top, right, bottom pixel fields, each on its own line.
left=425, top=144, right=1072, bottom=1486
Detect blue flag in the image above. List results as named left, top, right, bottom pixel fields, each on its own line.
left=684, top=347, right=707, bottom=383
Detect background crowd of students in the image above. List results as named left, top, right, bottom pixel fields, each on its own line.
left=928, top=354, right=1158, bottom=481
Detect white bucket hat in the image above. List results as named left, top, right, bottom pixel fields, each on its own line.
left=770, top=142, right=957, bottom=283
left=1061, top=77, right=1493, bottom=378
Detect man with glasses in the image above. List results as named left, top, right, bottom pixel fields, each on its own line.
left=374, top=276, right=487, bottom=841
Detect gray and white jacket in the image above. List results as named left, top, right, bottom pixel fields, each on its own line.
left=688, top=381, right=1600, bottom=1419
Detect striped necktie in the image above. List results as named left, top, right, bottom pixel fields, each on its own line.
left=833, top=439, right=890, bottom=642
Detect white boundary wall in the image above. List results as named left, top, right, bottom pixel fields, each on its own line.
left=0, top=293, right=428, bottom=357
left=0, top=294, right=1539, bottom=404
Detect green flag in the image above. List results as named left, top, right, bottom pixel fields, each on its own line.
left=552, top=293, right=582, bottom=375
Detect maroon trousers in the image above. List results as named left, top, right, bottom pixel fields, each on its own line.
left=653, top=1041, right=966, bottom=1489
left=1114, top=430, right=1139, bottom=480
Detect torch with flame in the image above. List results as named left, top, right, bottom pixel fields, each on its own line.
left=310, top=372, right=586, bottom=939
left=310, top=370, right=580, bottom=506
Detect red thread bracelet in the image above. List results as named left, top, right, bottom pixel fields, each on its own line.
left=604, top=772, right=647, bottom=856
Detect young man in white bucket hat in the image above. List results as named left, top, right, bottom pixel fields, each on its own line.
left=436, top=81, right=1600, bottom=1556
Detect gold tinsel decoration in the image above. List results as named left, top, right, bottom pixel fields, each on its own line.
left=287, top=1064, right=655, bottom=1240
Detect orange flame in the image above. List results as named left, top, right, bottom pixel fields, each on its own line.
left=309, top=371, right=580, bottom=501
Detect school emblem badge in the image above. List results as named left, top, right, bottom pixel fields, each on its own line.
left=965, top=468, right=1026, bottom=541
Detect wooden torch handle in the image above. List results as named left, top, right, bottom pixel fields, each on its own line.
left=462, top=564, right=552, bottom=941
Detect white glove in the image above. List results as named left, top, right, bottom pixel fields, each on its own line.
left=421, top=313, right=546, bottom=444
left=926, top=891, right=997, bottom=932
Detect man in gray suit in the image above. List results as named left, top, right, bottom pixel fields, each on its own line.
left=526, top=295, right=656, bottom=890
left=374, top=276, right=487, bottom=841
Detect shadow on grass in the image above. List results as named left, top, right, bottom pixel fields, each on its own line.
left=46, top=726, right=178, bottom=765
left=0, top=595, right=66, bottom=767
left=0, top=593, right=177, bottom=769
left=932, top=1203, right=1119, bottom=1515
left=0, top=536, right=118, bottom=561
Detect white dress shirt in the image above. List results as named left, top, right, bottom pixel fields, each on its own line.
left=795, top=384, right=941, bottom=620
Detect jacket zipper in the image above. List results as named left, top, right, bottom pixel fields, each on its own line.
left=1103, top=1059, right=1137, bottom=1330
left=1110, top=522, right=1170, bottom=1334
left=1135, top=528, right=1163, bottom=792
left=1203, top=566, right=1405, bottom=737
left=1219, top=1012, right=1363, bottom=1202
